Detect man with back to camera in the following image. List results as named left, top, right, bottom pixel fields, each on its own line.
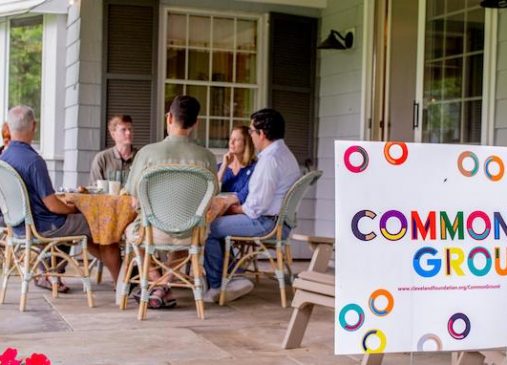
left=203, top=108, right=301, bottom=303
left=1, top=105, right=122, bottom=292
left=90, top=114, right=137, bottom=185
left=124, top=95, right=217, bottom=308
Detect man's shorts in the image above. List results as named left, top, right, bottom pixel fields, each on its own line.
left=125, top=216, right=191, bottom=246
left=44, top=213, right=92, bottom=241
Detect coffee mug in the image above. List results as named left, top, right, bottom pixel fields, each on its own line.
left=109, top=181, right=121, bottom=195
left=97, top=180, right=108, bottom=193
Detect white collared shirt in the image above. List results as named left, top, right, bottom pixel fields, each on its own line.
left=242, top=139, right=300, bottom=219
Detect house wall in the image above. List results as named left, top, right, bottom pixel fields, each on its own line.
left=315, top=0, right=364, bottom=238
left=63, top=0, right=103, bottom=188
left=60, top=0, right=323, bottom=257
left=494, top=9, right=507, bottom=145
left=160, top=0, right=322, bottom=258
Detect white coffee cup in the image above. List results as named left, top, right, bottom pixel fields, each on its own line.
left=109, top=181, right=121, bottom=195
left=97, top=180, right=109, bottom=193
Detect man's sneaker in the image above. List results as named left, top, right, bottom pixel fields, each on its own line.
left=223, top=278, right=254, bottom=302
left=203, top=288, right=221, bottom=303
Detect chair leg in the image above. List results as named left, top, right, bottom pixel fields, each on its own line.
left=285, top=244, right=293, bottom=267
left=191, top=242, right=205, bottom=319
left=0, top=244, right=12, bottom=304
left=50, top=246, right=58, bottom=299
left=253, top=255, right=260, bottom=284
left=138, top=236, right=152, bottom=320
left=219, top=237, right=232, bottom=306
left=96, top=261, right=103, bottom=284
left=282, top=302, right=315, bottom=349
left=81, top=241, right=94, bottom=308
left=19, top=239, right=32, bottom=312
left=276, top=244, right=287, bottom=308
left=119, top=250, right=134, bottom=310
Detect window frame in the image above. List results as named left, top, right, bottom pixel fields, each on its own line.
left=421, top=2, right=486, bottom=144
left=0, top=13, right=66, bottom=160
left=0, top=13, right=44, bottom=149
left=157, top=6, right=268, bottom=153
left=413, top=0, right=498, bottom=145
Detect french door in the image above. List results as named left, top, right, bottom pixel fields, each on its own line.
left=369, top=0, right=487, bottom=144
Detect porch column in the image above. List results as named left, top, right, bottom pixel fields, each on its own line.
left=63, top=0, right=103, bottom=188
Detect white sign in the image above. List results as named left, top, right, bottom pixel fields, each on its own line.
left=335, top=141, right=507, bottom=355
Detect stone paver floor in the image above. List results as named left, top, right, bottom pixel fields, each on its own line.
left=0, top=262, right=453, bottom=364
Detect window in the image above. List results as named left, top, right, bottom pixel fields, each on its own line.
left=422, top=0, right=484, bottom=144
left=8, top=16, right=43, bottom=143
left=164, top=10, right=260, bottom=148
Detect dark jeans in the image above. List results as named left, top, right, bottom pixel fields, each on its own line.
left=204, top=214, right=291, bottom=289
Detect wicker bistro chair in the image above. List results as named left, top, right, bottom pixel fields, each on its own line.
left=0, top=227, right=6, bottom=266
left=219, top=170, right=323, bottom=308
left=119, top=164, right=218, bottom=320
left=0, top=161, right=94, bottom=311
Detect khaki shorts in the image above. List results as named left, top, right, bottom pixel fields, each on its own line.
left=43, top=214, right=92, bottom=240
left=125, top=217, right=191, bottom=246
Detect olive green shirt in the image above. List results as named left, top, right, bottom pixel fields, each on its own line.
left=125, top=135, right=217, bottom=197
left=89, top=146, right=137, bottom=184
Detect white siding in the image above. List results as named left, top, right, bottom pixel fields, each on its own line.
left=315, top=0, right=364, bottom=237
left=41, top=14, right=67, bottom=187
left=494, top=9, right=507, bottom=145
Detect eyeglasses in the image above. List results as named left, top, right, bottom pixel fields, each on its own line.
left=248, top=128, right=258, bottom=135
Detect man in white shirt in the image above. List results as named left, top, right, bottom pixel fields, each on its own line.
left=204, top=108, right=300, bottom=303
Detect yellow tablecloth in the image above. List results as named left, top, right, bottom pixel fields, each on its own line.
left=65, top=193, right=137, bottom=245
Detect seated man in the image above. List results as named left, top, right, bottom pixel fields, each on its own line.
left=90, top=115, right=136, bottom=185
left=1, top=105, right=121, bottom=291
left=203, top=108, right=301, bottom=303
left=124, top=95, right=216, bottom=308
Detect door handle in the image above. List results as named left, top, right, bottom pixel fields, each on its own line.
left=412, top=101, right=419, bottom=129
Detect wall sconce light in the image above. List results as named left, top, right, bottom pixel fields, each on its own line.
left=318, top=29, right=354, bottom=50
left=480, top=0, right=507, bottom=8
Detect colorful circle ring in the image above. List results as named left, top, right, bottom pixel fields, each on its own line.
left=384, top=142, right=408, bottom=165
left=448, top=313, right=471, bottom=340
left=338, top=304, right=365, bottom=332
left=344, top=146, right=369, bottom=173
left=417, top=334, right=443, bottom=351
left=484, top=155, right=504, bottom=182
left=362, top=329, right=387, bottom=353
left=457, top=151, right=479, bottom=177
left=369, top=289, right=394, bottom=316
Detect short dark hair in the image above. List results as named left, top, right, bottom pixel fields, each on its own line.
left=169, top=95, right=200, bottom=129
left=250, top=108, right=285, bottom=141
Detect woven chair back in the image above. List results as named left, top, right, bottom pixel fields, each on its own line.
left=137, top=164, right=217, bottom=238
left=0, top=161, right=33, bottom=227
left=278, top=170, right=323, bottom=229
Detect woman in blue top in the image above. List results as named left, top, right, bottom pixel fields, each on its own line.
left=217, top=125, right=257, bottom=204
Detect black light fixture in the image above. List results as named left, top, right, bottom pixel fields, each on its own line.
left=318, top=29, right=354, bottom=50
left=480, top=0, right=507, bottom=8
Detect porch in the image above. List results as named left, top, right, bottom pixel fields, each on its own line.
left=0, top=263, right=452, bottom=365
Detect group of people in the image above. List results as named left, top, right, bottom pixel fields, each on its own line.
left=0, top=95, right=301, bottom=308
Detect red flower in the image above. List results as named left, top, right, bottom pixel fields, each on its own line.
left=25, top=354, right=50, bottom=365
left=0, top=348, right=22, bottom=365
